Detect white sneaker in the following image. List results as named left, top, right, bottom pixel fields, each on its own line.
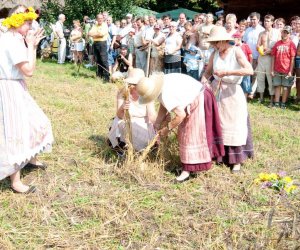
left=231, top=164, right=241, bottom=173
left=85, top=63, right=93, bottom=68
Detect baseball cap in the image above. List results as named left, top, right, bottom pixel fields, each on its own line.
left=126, top=13, right=133, bottom=18
left=189, top=45, right=198, bottom=53
left=282, top=25, right=292, bottom=33
left=120, top=44, right=128, bottom=49
left=154, top=24, right=160, bottom=30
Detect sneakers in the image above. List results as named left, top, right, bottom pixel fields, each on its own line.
left=258, top=98, right=264, bottom=104
left=274, top=102, right=280, bottom=108
left=281, top=103, right=287, bottom=109
left=85, top=63, right=93, bottom=68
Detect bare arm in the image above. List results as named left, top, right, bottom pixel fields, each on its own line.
left=154, top=104, right=168, bottom=130
left=201, top=51, right=215, bottom=83
left=158, top=106, right=186, bottom=137
left=146, top=102, right=157, bottom=124
left=116, top=91, right=127, bottom=119
left=271, top=56, right=275, bottom=77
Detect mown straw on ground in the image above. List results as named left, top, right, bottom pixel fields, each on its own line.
left=0, top=60, right=299, bottom=249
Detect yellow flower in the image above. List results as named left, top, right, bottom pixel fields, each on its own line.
left=259, top=173, right=270, bottom=181
left=283, top=176, right=292, bottom=183
left=2, top=7, right=37, bottom=29
left=284, top=185, right=297, bottom=194
left=269, top=173, right=278, bottom=180
left=254, top=178, right=261, bottom=184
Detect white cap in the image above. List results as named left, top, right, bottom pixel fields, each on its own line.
left=126, top=13, right=133, bottom=18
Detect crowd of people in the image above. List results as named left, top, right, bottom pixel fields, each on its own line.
left=42, top=10, right=300, bottom=107
left=0, top=5, right=299, bottom=191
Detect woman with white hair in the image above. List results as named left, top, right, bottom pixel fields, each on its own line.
left=225, top=13, right=237, bottom=37
left=201, top=26, right=254, bottom=172
left=164, top=21, right=183, bottom=74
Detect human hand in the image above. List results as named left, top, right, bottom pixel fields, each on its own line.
left=214, top=70, right=228, bottom=78
left=287, top=71, right=292, bottom=77
left=25, top=28, right=45, bottom=48
left=271, top=71, right=274, bottom=77
left=123, top=100, right=130, bottom=110
left=158, top=127, right=169, bottom=137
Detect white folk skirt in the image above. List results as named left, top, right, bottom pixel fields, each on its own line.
left=0, top=80, right=54, bottom=180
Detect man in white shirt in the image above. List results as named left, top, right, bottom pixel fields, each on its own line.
left=134, top=17, right=147, bottom=74
left=243, top=12, right=265, bottom=97
left=55, top=14, right=66, bottom=64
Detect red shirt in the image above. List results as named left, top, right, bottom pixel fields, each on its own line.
left=271, top=39, right=296, bottom=74
left=240, top=43, right=252, bottom=62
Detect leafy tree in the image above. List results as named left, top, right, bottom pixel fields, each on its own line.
left=41, top=0, right=134, bottom=27
left=146, top=0, right=219, bottom=13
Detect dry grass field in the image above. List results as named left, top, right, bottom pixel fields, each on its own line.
left=0, top=61, right=299, bottom=249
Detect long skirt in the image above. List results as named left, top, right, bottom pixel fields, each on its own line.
left=164, top=55, right=181, bottom=74
left=179, top=88, right=224, bottom=172
left=0, top=80, right=53, bottom=180
left=216, top=116, right=254, bottom=165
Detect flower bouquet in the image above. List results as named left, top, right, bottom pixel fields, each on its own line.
left=254, top=171, right=297, bottom=194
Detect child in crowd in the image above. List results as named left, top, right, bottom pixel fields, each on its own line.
left=271, top=26, right=297, bottom=109
left=233, top=32, right=253, bottom=98
left=183, top=45, right=201, bottom=80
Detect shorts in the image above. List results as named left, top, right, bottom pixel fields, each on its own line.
left=273, top=72, right=294, bottom=87
left=295, top=56, right=300, bottom=69
left=75, top=41, right=85, bottom=52
left=241, top=75, right=252, bottom=93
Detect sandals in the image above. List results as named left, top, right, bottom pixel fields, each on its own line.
left=26, top=162, right=47, bottom=170
left=11, top=185, right=37, bottom=194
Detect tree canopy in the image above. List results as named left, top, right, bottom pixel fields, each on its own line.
left=41, top=0, right=220, bottom=26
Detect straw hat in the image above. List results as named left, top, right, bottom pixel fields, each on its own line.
left=137, top=73, right=164, bottom=104
left=124, top=68, right=145, bottom=85
left=206, top=26, right=234, bottom=42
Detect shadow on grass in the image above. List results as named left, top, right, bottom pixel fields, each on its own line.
left=0, top=165, right=41, bottom=192
left=89, top=134, right=118, bottom=163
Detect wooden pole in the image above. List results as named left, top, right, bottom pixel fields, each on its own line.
left=146, top=41, right=152, bottom=77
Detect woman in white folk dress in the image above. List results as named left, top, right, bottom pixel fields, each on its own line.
left=0, top=5, right=54, bottom=193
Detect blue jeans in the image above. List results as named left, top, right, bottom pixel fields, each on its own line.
left=241, top=76, right=251, bottom=94
left=187, top=70, right=199, bottom=80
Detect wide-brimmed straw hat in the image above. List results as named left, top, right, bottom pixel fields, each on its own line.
left=137, top=73, right=164, bottom=104
left=206, top=26, right=234, bottom=42
left=124, top=68, right=145, bottom=85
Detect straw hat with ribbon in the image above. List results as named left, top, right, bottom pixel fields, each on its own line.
left=206, top=26, right=234, bottom=42
left=136, top=73, right=164, bottom=104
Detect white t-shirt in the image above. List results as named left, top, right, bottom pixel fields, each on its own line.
left=243, top=24, right=265, bottom=59
left=0, top=31, right=28, bottom=79
left=158, top=73, right=202, bottom=112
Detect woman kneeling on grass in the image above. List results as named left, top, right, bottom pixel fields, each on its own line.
left=0, top=5, right=54, bottom=193
left=108, top=68, right=157, bottom=153
left=136, top=73, right=225, bottom=182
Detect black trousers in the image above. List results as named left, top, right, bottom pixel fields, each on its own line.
left=93, top=41, right=109, bottom=81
